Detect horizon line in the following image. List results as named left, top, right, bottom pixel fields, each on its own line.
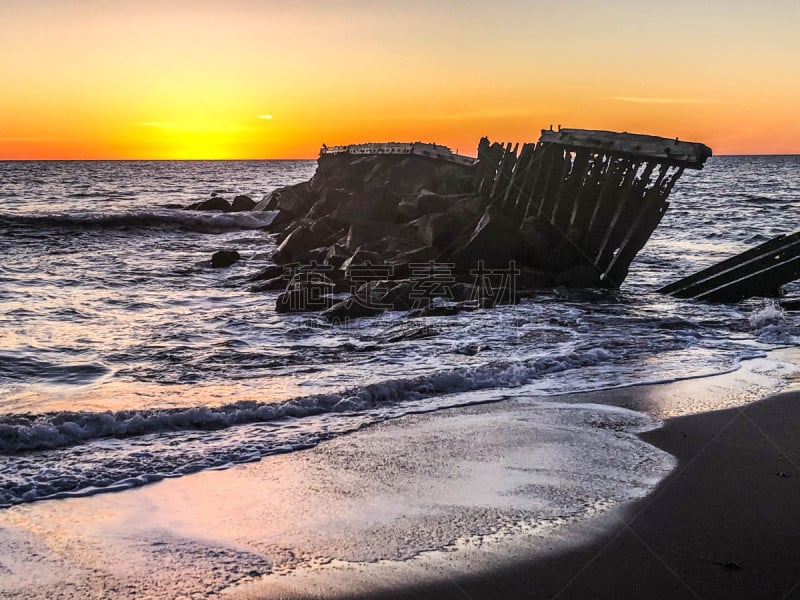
left=2, top=153, right=800, bottom=162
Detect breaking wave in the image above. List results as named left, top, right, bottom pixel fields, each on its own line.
left=0, top=347, right=616, bottom=455
left=0, top=210, right=276, bottom=234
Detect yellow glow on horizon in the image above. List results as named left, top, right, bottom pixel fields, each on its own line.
left=1, top=1, right=799, bottom=159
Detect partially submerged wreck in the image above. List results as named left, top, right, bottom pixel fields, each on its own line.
left=244, top=128, right=712, bottom=319
left=659, top=232, right=800, bottom=303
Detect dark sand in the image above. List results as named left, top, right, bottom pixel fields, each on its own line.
left=345, top=390, right=800, bottom=600
left=2, top=357, right=799, bottom=599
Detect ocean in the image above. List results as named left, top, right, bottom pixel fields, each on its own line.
left=1, top=156, right=800, bottom=509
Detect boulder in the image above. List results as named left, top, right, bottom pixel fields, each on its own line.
left=250, top=276, right=289, bottom=293
left=416, top=190, right=455, bottom=215
left=391, top=246, right=439, bottom=264
left=249, top=264, right=287, bottom=282
left=253, top=183, right=313, bottom=216
left=305, top=188, right=352, bottom=220
left=409, top=303, right=462, bottom=318
left=195, top=197, right=232, bottom=212
left=453, top=208, right=525, bottom=270
left=333, top=187, right=402, bottom=224
left=231, top=195, right=256, bottom=212
left=355, top=280, right=395, bottom=309
left=415, top=207, right=475, bottom=250
left=397, top=196, right=421, bottom=220
left=450, top=282, right=479, bottom=302
left=276, top=219, right=313, bottom=244
left=380, top=281, right=414, bottom=311
left=344, top=222, right=414, bottom=252
left=321, top=296, right=385, bottom=323
left=273, top=225, right=318, bottom=264
left=265, top=209, right=296, bottom=233
left=275, top=279, right=337, bottom=313
left=210, top=250, right=241, bottom=268
left=308, top=216, right=345, bottom=247
left=325, top=244, right=351, bottom=269
left=340, top=248, right=384, bottom=273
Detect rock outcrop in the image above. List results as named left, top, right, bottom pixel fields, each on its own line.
left=211, top=250, right=241, bottom=268
left=244, top=150, right=567, bottom=317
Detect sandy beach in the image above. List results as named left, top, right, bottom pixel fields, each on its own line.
left=0, top=352, right=797, bottom=599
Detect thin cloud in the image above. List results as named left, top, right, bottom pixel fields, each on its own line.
left=257, top=115, right=273, bottom=120
left=614, top=96, right=716, bottom=104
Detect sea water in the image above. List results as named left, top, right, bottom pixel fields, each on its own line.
left=1, top=156, right=799, bottom=507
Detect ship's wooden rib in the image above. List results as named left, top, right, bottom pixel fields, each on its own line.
left=478, top=128, right=711, bottom=288
left=657, top=232, right=800, bottom=302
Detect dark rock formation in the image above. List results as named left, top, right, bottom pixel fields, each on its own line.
left=193, top=196, right=232, bottom=212
left=211, top=250, right=241, bottom=268
left=231, top=195, right=256, bottom=212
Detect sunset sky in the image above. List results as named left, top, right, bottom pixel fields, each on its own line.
left=1, top=0, right=798, bottom=159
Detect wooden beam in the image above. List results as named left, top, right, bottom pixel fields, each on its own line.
left=540, top=128, right=712, bottom=169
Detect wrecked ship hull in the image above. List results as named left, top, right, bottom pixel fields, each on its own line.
left=477, top=129, right=712, bottom=287
left=247, top=129, right=711, bottom=317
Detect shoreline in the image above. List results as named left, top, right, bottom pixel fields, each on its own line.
left=333, top=389, right=800, bottom=600
left=1, top=352, right=799, bottom=599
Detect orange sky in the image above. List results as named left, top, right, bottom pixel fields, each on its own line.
left=1, top=0, right=799, bottom=159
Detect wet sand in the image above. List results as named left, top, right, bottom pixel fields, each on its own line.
left=1, top=355, right=799, bottom=599
left=333, top=389, right=800, bottom=600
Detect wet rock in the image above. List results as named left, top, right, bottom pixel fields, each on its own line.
left=210, top=250, right=241, bottom=268
left=264, top=209, right=296, bottom=233
left=416, top=190, right=456, bottom=215
left=409, top=302, right=462, bottom=318
left=273, top=225, right=319, bottom=264
left=300, top=246, right=334, bottom=265
left=520, top=216, right=561, bottom=268
left=333, top=188, right=402, bottom=223
left=340, top=248, right=384, bottom=273
left=453, top=208, right=525, bottom=269
left=391, top=246, right=439, bottom=265
left=275, top=281, right=336, bottom=313
left=248, top=264, right=287, bottom=282
left=195, top=197, right=232, bottom=212
left=450, top=282, right=479, bottom=302
left=344, top=222, right=413, bottom=252
left=415, top=207, right=475, bottom=250
left=231, top=195, right=256, bottom=212
left=325, top=244, right=351, bottom=269
left=253, top=183, right=313, bottom=217
left=250, top=275, right=289, bottom=292
left=380, top=281, right=415, bottom=311
left=305, top=188, right=352, bottom=220
left=321, top=296, right=385, bottom=322
left=554, top=265, right=603, bottom=288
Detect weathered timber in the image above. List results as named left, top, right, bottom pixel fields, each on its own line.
left=539, top=128, right=712, bottom=168
left=477, top=128, right=711, bottom=287
left=658, top=232, right=800, bottom=302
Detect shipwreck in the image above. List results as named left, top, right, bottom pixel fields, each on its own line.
left=211, top=128, right=717, bottom=318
